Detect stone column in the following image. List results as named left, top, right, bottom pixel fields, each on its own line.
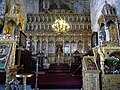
left=46, top=36, right=49, bottom=56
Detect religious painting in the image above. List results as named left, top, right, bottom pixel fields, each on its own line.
left=91, top=32, right=98, bottom=47
left=32, top=43, right=36, bottom=54
left=41, top=42, right=47, bottom=53
left=48, top=43, right=55, bottom=53
left=19, top=31, right=26, bottom=48
left=0, top=44, right=11, bottom=69
left=83, top=56, right=97, bottom=70
left=71, top=43, right=77, bottom=53
left=64, top=43, right=70, bottom=53
left=77, top=43, right=83, bottom=53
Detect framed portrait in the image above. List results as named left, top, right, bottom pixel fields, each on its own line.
left=83, top=56, right=98, bottom=70
left=91, top=32, right=98, bottom=47
left=19, top=31, right=26, bottom=48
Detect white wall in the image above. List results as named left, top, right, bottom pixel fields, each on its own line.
left=90, top=0, right=120, bottom=32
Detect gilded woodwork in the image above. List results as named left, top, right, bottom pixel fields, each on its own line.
left=26, top=8, right=92, bottom=64
left=3, top=1, right=24, bottom=36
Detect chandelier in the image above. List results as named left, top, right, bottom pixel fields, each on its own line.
left=52, top=18, right=70, bottom=34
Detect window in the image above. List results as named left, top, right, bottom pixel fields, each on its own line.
left=76, top=25, right=79, bottom=30
left=64, top=43, right=70, bottom=53
left=80, top=25, right=83, bottom=30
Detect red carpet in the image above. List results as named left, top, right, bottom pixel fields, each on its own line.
left=27, top=64, right=82, bottom=89
left=47, top=64, right=70, bottom=74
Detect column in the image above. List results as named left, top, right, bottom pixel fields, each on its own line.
left=46, top=37, right=49, bottom=57
left=47, top=16, right=48, bottom=22
left=40, top=24, right=41, bottom=30
left=63, top=36, right=65, bottom=63
left=69, top=40, right=72, bottom=65
left=44, top=24, right=45, bottom=30
left=31, top=24, right=33, bottom=30
left=38, top=16, right=40, bottom=22
left=27, top=24, right=30, bottom=30
left=68, top=16, right=69, bottom=22
left=98, top=48, right=105, bottom=74
left=29, top=17, right=32, bottom=22
left=77, top=16, right=78, bottom=21
left=34, top=16, right=36, bottom=22
left=54, top=36, right=56, bottom=63
left=43, top=16, right=44, bottom=22
left=36, top=24, right=38, bottom=30
left=48, top=24, right=49, bottom=30
left=75, top=25, right=76, bottom=30
left=51, top=16, right=53, bottom=22
left=33, top=39, right=38, bottom=54
left=40, top=37, right=42, bottom=50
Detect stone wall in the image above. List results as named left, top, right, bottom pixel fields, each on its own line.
left=0, top=0, right=6, bottom=18
left=90, top=0, right=120, bottom=32
left=20, top=0, right=90, bottom=23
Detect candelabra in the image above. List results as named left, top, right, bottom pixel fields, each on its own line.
left=33, top=55, right=40, bottom=90
left=52, top=18, right=70, bottom=34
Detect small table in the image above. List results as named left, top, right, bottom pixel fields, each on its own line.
left=16, top=74, right=33, bottom=90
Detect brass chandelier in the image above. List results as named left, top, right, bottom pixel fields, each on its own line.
left=52, top=18, right=70, bottom=34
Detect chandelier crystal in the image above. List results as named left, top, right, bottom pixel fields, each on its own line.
left=52, top=18, right=70, bottom=34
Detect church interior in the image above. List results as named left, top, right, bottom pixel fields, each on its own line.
left=0, top=0, right=120, bottom=90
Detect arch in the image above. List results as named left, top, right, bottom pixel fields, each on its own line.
left=106, top=20, right=115, bottom=26
left=18, top=23, right=22, bottom=29
left=78, top=40, right=83, bottom=44
left=5, top=20, right=16, bottom=34
left=99, top=23, right=106, bottom=43
left=7, top=20, right=16, bottom=26
left=106, top=20, right=118, bottom=42
left=109, top=51, right=120, bottom=59
left=71, top=40, right=76, bottom=43
left=65, top=41, right=69, bottom=43
left=100, top=23, right=105, bottom=28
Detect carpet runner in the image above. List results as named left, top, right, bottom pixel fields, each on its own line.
left=27, top=63, right=82, bottom=89
left=47, top=63, right=70, bottom=74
